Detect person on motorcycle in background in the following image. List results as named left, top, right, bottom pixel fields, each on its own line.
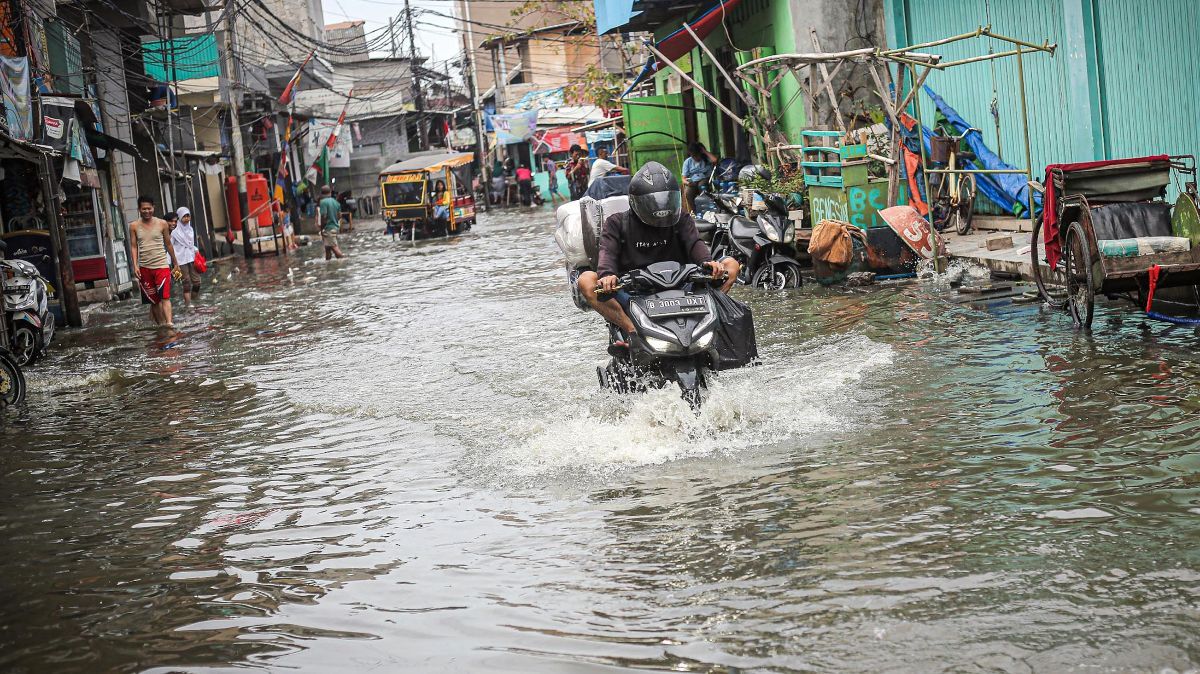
left=576, top=161, right=740, bottom=350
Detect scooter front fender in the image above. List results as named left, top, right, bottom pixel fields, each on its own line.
left=12, top=311, right=41, bottom=329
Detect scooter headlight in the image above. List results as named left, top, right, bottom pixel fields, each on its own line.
left=782, top=222, right=795, bottom=244
left=644, top=336, right=682, bottom=353
left=761, top=219, right=781, bottom=242
left=695, top=331, right=715, bottom=349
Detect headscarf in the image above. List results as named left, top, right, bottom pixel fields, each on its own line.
left=176, top=206, right=191, bottom=221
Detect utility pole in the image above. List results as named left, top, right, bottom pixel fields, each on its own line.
left=388, top=16, right=398, bottom=58
left=405, top=0, right=428, bottom=149
left=221, top=8, right=253, bottom=258
left=461, top=0, right=489, bottom=210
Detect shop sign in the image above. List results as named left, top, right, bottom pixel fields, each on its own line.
left=383, top=173, right=423, bottom=184
left=42, top=115, right=63, bottom=139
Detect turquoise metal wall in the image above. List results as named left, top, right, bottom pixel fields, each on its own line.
left=1093, top=1, right=1200, bottom=164
left=886, top=0, right=1074, bottom=181
left=887, top=0, right=1200, bottom=180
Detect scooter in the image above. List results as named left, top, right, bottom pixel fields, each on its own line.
left=596, top=261, right=730, bottom=412
left=0, top=240, right=27, bottom=407
left=709, top=191, right=803, bottom=290
left=1, top=257, right=55, bottom=365
left=692, top=161, right=743, bottom=244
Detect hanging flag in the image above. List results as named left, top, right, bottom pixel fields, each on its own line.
left=278, top=49, right=315, bottom=106
left=304, top=89, right=353, bottom=182
left=276, top=114, right=294, bottom=187
left=325, top=88, right=352, bottom=149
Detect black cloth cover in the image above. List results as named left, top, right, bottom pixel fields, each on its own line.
left=1088, top=202, right=1173, bottom=240
left=710, top=291, right=758, bottom=370
left=585, top=175, right=630, bottom=200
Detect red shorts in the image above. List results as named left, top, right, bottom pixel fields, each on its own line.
left=138, top=267, right=171, bottom=304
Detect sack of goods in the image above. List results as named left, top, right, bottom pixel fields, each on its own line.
left=553, top=200, right=590, bottom=269
left=808, top=219, right=862, bottom=268
left=555, top=196, right=631, bottom=271
left=710, top=291, right=758, bottom=370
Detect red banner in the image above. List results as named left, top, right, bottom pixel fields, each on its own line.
left=533, top=127, right=587, bottom=155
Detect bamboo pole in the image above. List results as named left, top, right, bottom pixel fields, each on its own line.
left=647, top=44, right=745, bottom=126
left=809, top=30, right=847, bottom=133
left=879, top=26, right=985, bottom=56
left=980, top=27, right=1056, bottom=54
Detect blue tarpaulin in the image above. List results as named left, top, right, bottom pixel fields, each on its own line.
left=924, top=86, right=1041, bottom=217
left=594, top=0, right=637, bottom=34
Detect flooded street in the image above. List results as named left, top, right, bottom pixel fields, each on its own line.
left=2, top=208, right=1199, bottom=673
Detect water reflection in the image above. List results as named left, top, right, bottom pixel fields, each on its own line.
left=1, top=212, right=1198, bottom=673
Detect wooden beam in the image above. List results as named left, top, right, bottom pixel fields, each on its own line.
left=647, top=44, right=744, bottom=126
left=809, top=30, right=847, bottom=133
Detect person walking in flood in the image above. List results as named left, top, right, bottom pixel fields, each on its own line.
left=318, top=185, right=346, bottom=260
left=171, top=206, right=201, bottom=305
left=129, top=195, right=182, bottom=328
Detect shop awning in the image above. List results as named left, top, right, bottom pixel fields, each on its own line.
left=617, top=0, right=743, bottom=99
left=85, top=129, right=142, bottom=160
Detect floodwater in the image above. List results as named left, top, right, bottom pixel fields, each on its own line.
left=2, top=209, right=1199, bottom=674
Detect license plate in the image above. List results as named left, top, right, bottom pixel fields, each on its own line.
left=642, top=296, right=707, bottom=317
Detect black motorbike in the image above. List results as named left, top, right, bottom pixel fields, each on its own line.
left=0, top=239, right=28, bottom=407
left=596, top=261, right=752, bottom=412
left=709, top=191, right=803, bottom=290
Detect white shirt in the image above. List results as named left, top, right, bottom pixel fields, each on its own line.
left=588, top=158, right=617, bottom=185
left=171, top=221, right=197, bottom=265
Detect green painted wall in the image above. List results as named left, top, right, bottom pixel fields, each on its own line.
left=886, top=0, right=1200, bottom=178
left=636, top=0, right=806, bottom=166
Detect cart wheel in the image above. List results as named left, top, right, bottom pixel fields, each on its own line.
left=953, top=174, right=977, bottom=235
left=1063, top=221, right=1095, bottom=329
left=1030, top=214, right=1068, bottom=309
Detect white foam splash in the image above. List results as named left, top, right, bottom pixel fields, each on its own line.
left=485, top=334, right=894, bottom=476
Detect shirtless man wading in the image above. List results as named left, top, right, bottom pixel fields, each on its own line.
left=129, top=195, right=182, bottom=328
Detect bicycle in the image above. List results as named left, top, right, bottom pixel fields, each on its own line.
left=929, top=128, right=979, bottom=235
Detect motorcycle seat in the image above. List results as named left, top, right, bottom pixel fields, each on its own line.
left=731, top=217, right=759, bottom=240
left=695, top=218, right=717, bottom=234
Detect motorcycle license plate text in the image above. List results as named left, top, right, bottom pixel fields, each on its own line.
left=642, top=296, right=707, bottom=317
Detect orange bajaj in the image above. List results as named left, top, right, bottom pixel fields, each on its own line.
left=380, top=152, right=476, bottom=240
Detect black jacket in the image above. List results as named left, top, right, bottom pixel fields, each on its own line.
left=597, top=210, right=712, bottom=279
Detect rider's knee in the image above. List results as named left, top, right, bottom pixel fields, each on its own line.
left=577, top=270, right=598, bottom=295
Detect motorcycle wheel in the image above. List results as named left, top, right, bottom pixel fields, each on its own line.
left=10, top=324, right=41, bottom=366
left=751, top=261, right=802, bottom=290
left=0, top=351, right=26, bottom=408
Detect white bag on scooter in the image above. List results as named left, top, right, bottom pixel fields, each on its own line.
left=553, top=200, right=590, bottom=270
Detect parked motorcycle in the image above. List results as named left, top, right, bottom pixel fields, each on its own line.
left=0, top=239, right=27, bottom=407
left=1, top=256, right=55, bottom=365
left=709, top=197, right=803, bottom=290
left=596, top=261, right=746, bottom=412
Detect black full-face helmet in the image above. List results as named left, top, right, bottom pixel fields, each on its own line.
left=629, top=161, right=682, bottom=229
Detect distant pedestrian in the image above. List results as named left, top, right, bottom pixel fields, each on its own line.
left=588, top=146, right=629, bottom=185
left=171, top=206, right=201, bottom=305
left=318, top=185, right=346, bottom=260
left=516, top=163, right=534, bottom=206
left=544, top=156, right=564, bottom=204
left=567, top=145, right=590, bottom=200
left=129, top=195, right=182, bottom=328
left=682, top=142, right=718, bottom=214
left=338, top=190, right=355, bottom=232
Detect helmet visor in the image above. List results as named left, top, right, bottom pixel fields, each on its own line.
left=631, top=190, right=682, bottom=228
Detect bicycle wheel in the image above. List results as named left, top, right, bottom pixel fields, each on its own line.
left=952, top=174, right=977, bottom=235
left=1030, top=214, right=1068, bottom=309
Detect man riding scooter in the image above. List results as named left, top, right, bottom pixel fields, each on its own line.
left=576, top=162, right=740, bottom=353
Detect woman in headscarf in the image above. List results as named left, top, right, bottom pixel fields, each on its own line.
left=171, top=206, right=201, bottom=305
